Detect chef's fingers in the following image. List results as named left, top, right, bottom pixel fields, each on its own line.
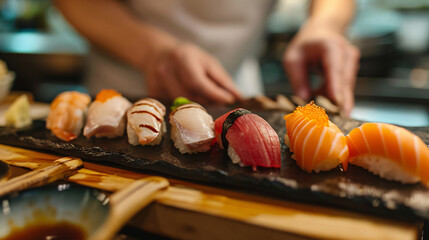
left=340, top=45, right=360, bottom=117
left=205, top=57, right=242, bottom=101
left=321, top=39, right=345, bottom=106
left=155, top=59, right=192, bottom=100
left=178, top=56, right=236, bottom=104
left=283, top=49, right=311, bottom=101
left=146, top=72, right=165, bottom=99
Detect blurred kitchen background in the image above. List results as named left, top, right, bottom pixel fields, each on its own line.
left=0, top=0, right=428, bottom=126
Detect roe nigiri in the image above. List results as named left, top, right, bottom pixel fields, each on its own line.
left=127, top=98, right=166, bottom=146
left=284, top=101, right=348, bottom=173
left=83, top=89, right=131, bottom=138
left=170, top=97, right=214, bottom=154
left=346, top=122, right=429, bottom=187
left=214, top=108, right=281, bottom=170
left=46, top=91, right=91, bottom=141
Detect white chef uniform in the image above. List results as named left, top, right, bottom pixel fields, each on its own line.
left=85, top=0, right=275, bottom=99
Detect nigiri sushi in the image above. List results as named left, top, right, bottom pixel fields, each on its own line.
left=214, top=108, right=281, bottom=170
left=346, top=122, right=429, bottom=187
left=284, top=101, right=348, bottom=173
left=169, top=97, right=214, bottom=154
left=127, top=98, right=166, bottom=146
left=46, top=91, right=91, bottom=141
left=83, top=89, right=132, bottom=138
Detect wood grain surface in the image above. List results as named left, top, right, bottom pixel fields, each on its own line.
left=0, top=144, right=421, bottom=240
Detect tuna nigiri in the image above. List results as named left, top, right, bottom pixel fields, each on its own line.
left=284, top=101, right=348, bottom=173
left=46, top=91, right=91, bottom=141
left=346, top=122, right=429, bottom=187
left=127, top=98, right=166, bottom=146
left=170, top=97, right=214, bottom=154
left=214, top=109, right=281, bottom=170
left=83, top=89, right=131, bottom=138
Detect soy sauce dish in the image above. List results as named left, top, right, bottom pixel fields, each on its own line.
left=0, top=183, right=109, bottom=240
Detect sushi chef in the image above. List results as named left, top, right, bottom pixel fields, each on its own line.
left=55, top=0, right=359, bottom=116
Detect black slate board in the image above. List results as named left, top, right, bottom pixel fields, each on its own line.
left=1, top=106, right=429, bottom=221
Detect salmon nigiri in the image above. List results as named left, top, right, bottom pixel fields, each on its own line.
left=127, top=98, right=166, bottom=146
left=214, top=109, right=281, bottom=170
left=46, top=91, right=91, bottom=141
left=284, top=101, right=348, bottom=173
left=83, top=89, right=131, bottom=138
left=346, top=123, right=429, bottom=187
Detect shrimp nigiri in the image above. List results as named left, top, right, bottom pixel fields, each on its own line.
left=284, top=101, right=348, bottom=173
left=83, top=89, right=131, bottom=138
left=214, top=109, right=281, bottom=170
left=127, top=98, right=166, bottom=146
left=46, top=91, right=91, bottom=141
left=346, top=122, right=429, bottom=187
left=170, top=97, right=214, bottom=154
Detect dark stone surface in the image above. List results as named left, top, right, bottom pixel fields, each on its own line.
left=0, top=106, right=428, bottom=222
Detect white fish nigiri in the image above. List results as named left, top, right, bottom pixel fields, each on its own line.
left=169, top=97, right=215, bottom=154
left=127, top=98, right=166, bottom=146
left=46, top=91, right=91, bottom=141
left=83, top=89, right=131, bottom=138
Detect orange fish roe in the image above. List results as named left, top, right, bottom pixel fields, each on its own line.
left=295, top=101, right=329, bottom=127
left=284, top=100, right=348, bottom=172
left=95, top=89, right=121, bottom=103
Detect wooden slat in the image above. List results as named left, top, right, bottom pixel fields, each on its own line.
left=0, top=156, right=82, bottom=196
left=0, top=144, right=60, bottom=169
left=69, top=168, right=134, bottom=191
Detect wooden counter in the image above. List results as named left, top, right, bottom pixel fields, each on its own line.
left=0, top=144, right=422, bottom=240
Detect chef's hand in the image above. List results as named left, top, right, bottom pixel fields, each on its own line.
left=143, top=41, right=242, bottom=104
left=283, top=21, right=360, bottom=116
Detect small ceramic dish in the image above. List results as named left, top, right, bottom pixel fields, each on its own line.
left=0, top=183, right=109, bottom=239
left=0, top=177, right=168, bottom=240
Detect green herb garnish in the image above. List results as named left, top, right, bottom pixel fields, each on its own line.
left=171, top=97, right=192, bottom=111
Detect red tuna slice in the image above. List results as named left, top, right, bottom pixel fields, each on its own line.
left=227, top=114, right=281, bottom=169
left=218, top=111, right=281, bottom=169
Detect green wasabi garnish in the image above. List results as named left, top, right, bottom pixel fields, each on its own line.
left=171, top=97, right=192, bottom=111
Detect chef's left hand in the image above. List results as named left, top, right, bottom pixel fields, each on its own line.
left=283, top=21, right=360, bottom=117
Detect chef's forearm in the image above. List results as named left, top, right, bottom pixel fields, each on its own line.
left=306, top=0, right=356, bottom=34
left=54, top=0, right=178, bottom=71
